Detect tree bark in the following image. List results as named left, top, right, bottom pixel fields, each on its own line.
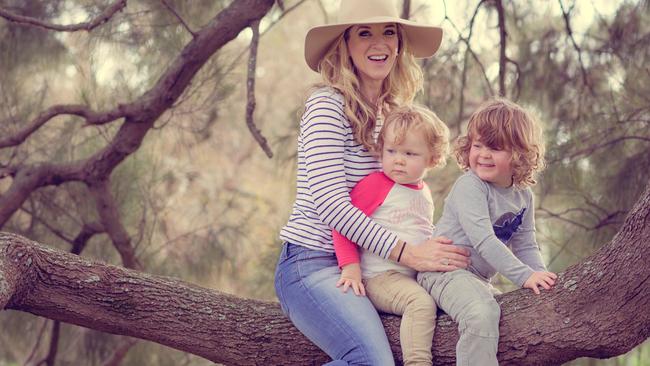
left=1, top=183, right=649, bottom=365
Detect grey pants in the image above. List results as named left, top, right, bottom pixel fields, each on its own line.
left=417, top=270, right=500, bottom=366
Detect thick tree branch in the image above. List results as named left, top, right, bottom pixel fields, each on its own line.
left=0, top=1, right=127, bottom=32
left=0, top=0, right=275, bottom=229
left=1, top=182, right=649, bottom=365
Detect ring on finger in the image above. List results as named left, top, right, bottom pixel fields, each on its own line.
left=442, top=257, right=450, bottom=266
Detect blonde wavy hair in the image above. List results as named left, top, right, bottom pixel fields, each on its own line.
left=378, top=105, right=450, bottom=168
left=317, top=24, right=424, bottom=151
left=454, top=98, right=546, bottom=188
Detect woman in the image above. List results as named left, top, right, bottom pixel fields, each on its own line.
left=275, top=0, right=470, bottom=364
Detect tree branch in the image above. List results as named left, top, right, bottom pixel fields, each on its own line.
left=550, top=135, right=650, bottom=163
left=101, top=337, right=137, bottom=366
left=1, top=182, right=649, bottom=365
left=442, top=0, right=493, bottom=94
left=0, top=1, right=127, bottom=32
left=245, top=20, right=273, bottom=158
left=401, top=0, right=411, bottom=19
left=0, top=104, right=127, bottom=149
left=0, top=0, right=275, bottom=229
left=558, top=0, right=596, bottom=95
left=494, top=0, right=507, bottom=96
left=88, top=180, right=141, bottom=270
left=160, top=0, right=196, bottom=37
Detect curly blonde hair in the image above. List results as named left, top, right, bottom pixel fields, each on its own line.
left=454, top=98, right=546, bottom=188
left=317, top=24, right=424, bottom=151
left=377, top=105, right=450, bottom=168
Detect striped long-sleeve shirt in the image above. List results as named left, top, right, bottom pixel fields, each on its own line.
left=279, top=87, right=399, bottom=259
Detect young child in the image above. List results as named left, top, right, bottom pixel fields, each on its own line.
left=333, top=104, right=450, bottom=366
left=417, top=98, right=558, bottom=366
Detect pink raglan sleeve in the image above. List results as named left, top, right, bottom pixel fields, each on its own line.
left=333, top=172, right=395, bottom=268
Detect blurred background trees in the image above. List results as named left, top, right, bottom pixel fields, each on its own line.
left=0, top=0, right=648, bottom=365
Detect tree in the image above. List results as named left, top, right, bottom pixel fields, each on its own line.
left=1, top=182, right=648, bottom=365
left=2, top=1, right=649, bottom=364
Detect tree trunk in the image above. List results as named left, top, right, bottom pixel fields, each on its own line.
left=1, top=183, right=649, bottom=365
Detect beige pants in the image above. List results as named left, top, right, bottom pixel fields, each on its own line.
left=364, top=270, right=436, bottom=366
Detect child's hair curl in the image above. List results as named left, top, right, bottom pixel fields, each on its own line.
left=378, top=104, right=450, bottom=168
left=454, top=98, right=546, bottom=188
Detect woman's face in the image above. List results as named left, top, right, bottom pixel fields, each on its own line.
left=346, top=23, right=399, bottom=89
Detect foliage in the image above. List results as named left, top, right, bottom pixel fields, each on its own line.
left=0, top=0, right=648, bottom=365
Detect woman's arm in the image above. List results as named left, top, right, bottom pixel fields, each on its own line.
left=301, top=93, right=398, bottom=259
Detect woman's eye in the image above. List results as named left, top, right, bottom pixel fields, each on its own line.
left=384, top=29, right=396, bottom=36
left=359, top=30, right=371, bottom=37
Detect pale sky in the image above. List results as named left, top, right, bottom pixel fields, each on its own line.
left=54, top=0, right=623, bottom=87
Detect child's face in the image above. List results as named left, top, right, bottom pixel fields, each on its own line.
left=469, top=136, right=513, bottom=188
left=381, top=126, right=432, bottom=185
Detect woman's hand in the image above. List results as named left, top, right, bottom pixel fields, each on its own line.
left=393, top=237, right=471, bottom=272
left=336, top=263, right=366, bottom=296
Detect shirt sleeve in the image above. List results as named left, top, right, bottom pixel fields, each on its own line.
left=450, top=175, right=534, bottom=287
left=510, top=191, right=547, bottom=271
left=301, top=93, right=399, bottom=259
left=333, top=172, right=395, bottom=268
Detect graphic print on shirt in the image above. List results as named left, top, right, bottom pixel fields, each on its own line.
left=389, top=193, right=433, bottom=226
left=493, top=208, right=526, bottom=243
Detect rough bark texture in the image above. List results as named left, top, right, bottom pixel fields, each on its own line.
left=1, top=183, right=649, bottom=365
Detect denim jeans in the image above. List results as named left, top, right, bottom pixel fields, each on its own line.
left=417, top=270, right=500, bottom=366
left=274, top=243, right=395, bottom=365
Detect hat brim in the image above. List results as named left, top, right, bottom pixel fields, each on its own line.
left=305, top=17, right=442, bottom=72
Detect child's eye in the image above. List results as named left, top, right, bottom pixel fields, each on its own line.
left=406, top=152, right=418, bottom=156
left=386, top=148, right=395, bottom=154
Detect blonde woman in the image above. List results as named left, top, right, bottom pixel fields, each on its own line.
left=275, top=0, right=470, bottom=364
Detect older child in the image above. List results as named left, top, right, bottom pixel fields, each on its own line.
left=333, top=105, right=450, bottom=366
left=417, top=98, right=558, bottom=366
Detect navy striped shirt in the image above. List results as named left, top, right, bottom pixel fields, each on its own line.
left=280, top=87, right=399, bottom=259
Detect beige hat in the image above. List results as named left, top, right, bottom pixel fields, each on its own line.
left=304, top=0, right=443, bottom=72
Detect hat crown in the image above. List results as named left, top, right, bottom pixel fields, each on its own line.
left=337, top=0, right=399, bottom=23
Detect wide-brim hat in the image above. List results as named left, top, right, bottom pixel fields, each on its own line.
left=305, top=0, right=443, bottom=72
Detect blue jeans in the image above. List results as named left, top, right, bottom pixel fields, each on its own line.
left=274, top=243, right=395, bottom=366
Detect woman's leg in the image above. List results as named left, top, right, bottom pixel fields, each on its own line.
left=275, top=243, right=395, bottom=366
left=418, top=270, right=500, bottom=366
left=365, top=271, right=436, bottom=366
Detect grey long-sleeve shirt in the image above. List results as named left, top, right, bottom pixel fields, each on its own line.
left=428, top=171, right=546, bottom=287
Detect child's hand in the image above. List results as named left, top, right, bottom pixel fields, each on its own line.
left=336, top=263, right=366, bottom=296
left=523, top=271, right=558, bottom=294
